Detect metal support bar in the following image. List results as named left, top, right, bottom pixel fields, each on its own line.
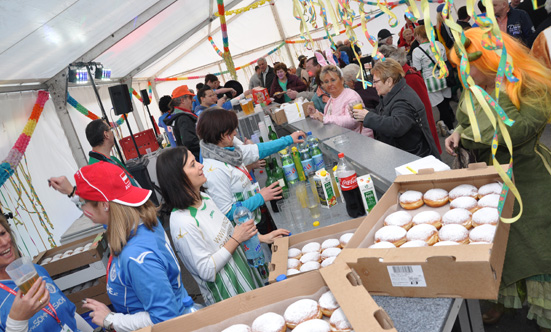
left=45, top=70, right=88, bottom=168
left=269, top=2, right=295, bottom=66
left=442, top=298, right=464, bottom=332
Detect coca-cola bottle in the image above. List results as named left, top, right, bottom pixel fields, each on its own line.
left=336, top=153, right=366, bottom=218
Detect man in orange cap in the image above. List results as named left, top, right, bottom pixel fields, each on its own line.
left=163, top=85, right=200, bottom=160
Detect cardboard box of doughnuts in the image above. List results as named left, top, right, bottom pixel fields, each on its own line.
left=268, top=217, right=363, bottom=283
left=134, top=269, right=396, bottom=332
left=337, top=163, right=514, bottom=299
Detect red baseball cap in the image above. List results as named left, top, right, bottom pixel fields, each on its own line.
left=172, top=85, right=195, bottom=99
left=74, top=162, right=151, bottom=207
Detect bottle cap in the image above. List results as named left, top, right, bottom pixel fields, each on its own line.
left=276, top=274, right=287, bottom=282
left=182, top=296, right=194, bottom=306
left=320, top=170, right=327, bottom=176
left=307, top=131, right=312, bottom=135
left=333, top=165, right=338, bottom=172
left=291, top=146, right=298, bottom=151
left=338, top=153, right=344, bottom=158
left=313, top=221, right=320, bottom=227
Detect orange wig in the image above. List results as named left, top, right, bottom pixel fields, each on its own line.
left=449, top=28, right=551, bottom=110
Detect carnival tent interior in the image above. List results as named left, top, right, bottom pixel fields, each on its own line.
left=0, top=0, right=468, bottom=257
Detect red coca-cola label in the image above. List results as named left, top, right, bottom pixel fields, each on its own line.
left=340, top=173, right=358, bottom=191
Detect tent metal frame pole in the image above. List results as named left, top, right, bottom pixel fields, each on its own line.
left=270, top=2, right=295, bottom=67
left=45, top=70, right=88, bottom=168
left=124, top=0, right=243, bottom=81
left=151, top=0, right=259, bottom=79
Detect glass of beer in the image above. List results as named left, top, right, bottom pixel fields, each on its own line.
left=6, top=257, right=39, bottom=294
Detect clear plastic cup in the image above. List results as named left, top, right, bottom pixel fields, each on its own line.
left=6, top=257, right=39, bottom=294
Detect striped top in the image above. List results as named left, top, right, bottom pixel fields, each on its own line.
left=412, top=41, right=451, bottom=106
left=170, top=194, right=263, bottom=306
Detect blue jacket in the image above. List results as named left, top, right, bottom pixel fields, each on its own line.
left=107, top=222, right=189, bottom=324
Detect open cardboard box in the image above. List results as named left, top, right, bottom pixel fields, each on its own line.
left=269, top=217, right=364, bottom=283
left=33, top=232, right=108, bottom=277
left=134, top=269, right=396, bottom=332
left=338, top=163, right=514, bottom=299
left=269, top=108, right=288, bottom=125
left=65, top=277, right=111, bottom=314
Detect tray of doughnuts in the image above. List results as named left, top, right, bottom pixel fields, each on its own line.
left=269, top=217, right=363, bottom=284
left=334, top=163, right=516, bottom=300
left=135, top=269, right=396, bottom=332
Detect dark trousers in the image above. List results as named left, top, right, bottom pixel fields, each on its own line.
left=437, top=98, right=455, bottom=130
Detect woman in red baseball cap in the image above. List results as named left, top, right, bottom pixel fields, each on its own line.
left=74, top=162, right=191, bottom=332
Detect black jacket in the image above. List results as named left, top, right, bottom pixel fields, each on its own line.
left=261, top=66, right=276, bottom=91
left=363, top=79, right=440, bottom=159
left=163, top=109, right=200, bottom=160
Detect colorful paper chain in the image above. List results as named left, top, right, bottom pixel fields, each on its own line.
left=155, top=42, right=286, bottom=81
left=67, top=93, right=126, bottom=127
left=218, top=0, right=238, bottom=80
left=0, top=91, right=49, bottom=188
left=214, top=0, right=271, bottom=17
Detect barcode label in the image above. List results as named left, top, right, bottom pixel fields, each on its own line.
left=391, top=266, right=413, bottom=273
left=387, top=265, right=427, bottom=287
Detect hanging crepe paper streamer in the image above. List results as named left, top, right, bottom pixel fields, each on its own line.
left=0, top=91, right=49, bottom=188
left=217, top=0, right=238, bottom=80
left=208, top=36, right=224, bottom=57
left=214, top=0, right=271, bottom=17
left=293, top=0, right=316, bottom=49
left=155, top=42, right=286, bottom=81
left=129, top=87, right=143, bottom=103
left=67, top=93, right=126, bottom=127
left=442, top=0, right=522, bottom=223
left=148, top=81, right=153, bottom=101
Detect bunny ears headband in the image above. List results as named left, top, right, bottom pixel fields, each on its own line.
left=314, top=49, right=344, bottom=76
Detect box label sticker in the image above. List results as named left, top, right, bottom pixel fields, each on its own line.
left=387, top=265, right=427, bottom=287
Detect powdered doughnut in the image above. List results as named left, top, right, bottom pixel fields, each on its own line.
left=478, top=182, right=502, bottom=198
left=284, top=299, right=322, bottom=329
left=384, top=211, right=413, bottom=230
left=293, top=319, right=331, bottom=332
left=252, top=312, right=286, bottom=332
left=442, top=208, right=473, bottom=229
left=368, top=241, right=396, bottom=249
left=469, top=224, right=497, bottom=243
left=374, top=226, right=407, bottom=247
left=438, top=224, right=469, bottom=244
left=412, top=210, right=442, bottom=229
left=423, top=188, right=449, bottom=207
left=288, top=248, right=302, bottom=260
left=321, top=247, right=341, bottom=261
left=433, top=241, right=460, bottom=246
left=321, top=256, right=337, bottom=268
left=318, top=290, right=339, bottom=317
left=472, top=207, right=499, bottom=227
left=329, top=308, right=352, bottom=332
left=449, top=184, right=478, bottom=200
left=399, top=190, right=424, bottom=210
left=450, top=196, right=478, bottom=213
left=288, top=258, right=301, bottom=270
left=222, top=324, right=252, bottom=332
left=302, top=242, right=321, bottom=254
left=478, top=194, right=499, bottom=209
left=321, top=238, right=340, bottom=250
left=300, top=252, right=321, bottom=264
left=406, top=224, right=439, bottom=245
left=40, top=257, right=52, bottom=265
left=287, top=268, right=300, bottom=276
left=400, top=240, right=429, bottom=248
left=300, top=261, right=321, bottom=272
left=339, top=233, right=354, bottom=247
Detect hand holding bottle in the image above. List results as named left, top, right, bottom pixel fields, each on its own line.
left=232, top=219, right=258, bottom=243
left=260, top=182, right=283, bottom=202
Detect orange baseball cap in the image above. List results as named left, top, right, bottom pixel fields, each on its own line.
left=172, top=85, right=195, bottom=99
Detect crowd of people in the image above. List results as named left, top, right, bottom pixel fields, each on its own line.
left=2, top=1, right=551, bottom=332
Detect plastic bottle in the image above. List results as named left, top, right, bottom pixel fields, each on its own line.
left=279, top=149, right=298, bottom=186
left=331, top=165, right=344, bottom=203
left=298, top=142, right=315, bottom=176
left=291, top=147, right=306, bottom=181
left=336, top=153, right=366, bottom=218
left=306, top=132, right=325, bottom=171
left=182, top=296, right=204, bottom=314
left=233, top=203, right=265, bottom=267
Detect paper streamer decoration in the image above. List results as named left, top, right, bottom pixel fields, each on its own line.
left=148, top=81, right=153, bottom=101
left=67, top=93, right=126, bottom=127
left=208, top=36, right=224, bottom=57
left=217, top=0, right=238, bottom=80
left=0, top=91, right=49, bottom=188
left=214, top=0, right=270, bottom=17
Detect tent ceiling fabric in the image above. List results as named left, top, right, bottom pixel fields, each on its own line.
left=0, top=0, right=160, bottom=82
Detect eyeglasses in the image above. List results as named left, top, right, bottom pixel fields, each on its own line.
left=75, top=200, right=86, bottom=210
left=372, top=79, right=381, bottom=84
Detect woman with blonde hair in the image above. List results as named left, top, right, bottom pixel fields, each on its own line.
left=76, top=162, right=191, bottom=332
left=307, top=64, right=374, bottom=138
left=351, top=58, right=440, bottom=158
left=446, top=27, right=551, bottom=330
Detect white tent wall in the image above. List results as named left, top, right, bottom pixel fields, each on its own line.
left=0, top=91, right=82, bottom=257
